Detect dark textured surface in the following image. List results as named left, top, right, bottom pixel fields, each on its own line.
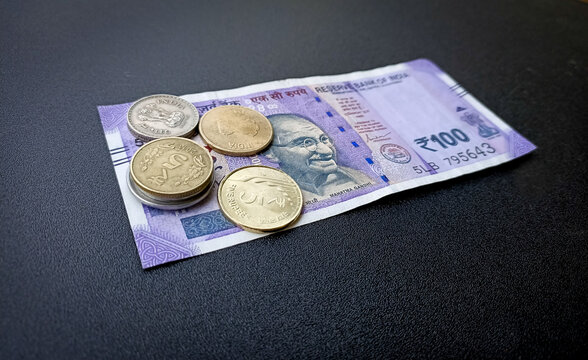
left=1, top=0, right=587, bottom=358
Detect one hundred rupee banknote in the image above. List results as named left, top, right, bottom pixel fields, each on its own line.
left=97, top=59, right=536, bottom=268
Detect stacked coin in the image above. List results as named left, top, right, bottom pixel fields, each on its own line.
left=127, top=94, right=199, bottom=141
left=198, top=105, right=273, bottom=155
left=127, top=137, right=214, bottom=210
left=217, top=165, right=303, bottom=232
left=125, top=98, right=305, bottom=231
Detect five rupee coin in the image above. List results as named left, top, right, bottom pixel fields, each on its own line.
left=129, top=137, right=213, bottom=201
left=217, top=165, right=303, bottom=232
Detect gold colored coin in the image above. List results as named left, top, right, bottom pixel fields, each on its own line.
left=217, top=165, right=303, bottom=232
left=130, top=137, right=213, bottom=200
left=198, top=105, right=273, bottom=156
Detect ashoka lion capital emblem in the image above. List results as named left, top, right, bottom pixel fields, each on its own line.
left=138, top=103, right=185, bottom=128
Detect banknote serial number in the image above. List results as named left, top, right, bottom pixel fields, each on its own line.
left=442, top=143, right=496, bottom=165
left=412, top=162, right=440, bottom=174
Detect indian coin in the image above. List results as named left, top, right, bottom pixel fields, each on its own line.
left=127, top=94, right=199, bottom=141
left=127, top=169, right=213, bottom=210
left=130, top=137, right=214, bottom=200
left=198, top=105, right=273, bottom=156
left=217, top=165, right=303, bottom=232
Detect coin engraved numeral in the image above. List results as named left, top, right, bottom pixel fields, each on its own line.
left=162, top=153, right=188, bottom=170
left=239, top=191, right=288, bottom=208
left=148, top=153, right=188, bottom=186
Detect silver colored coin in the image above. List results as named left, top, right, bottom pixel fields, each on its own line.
left=127, top=169, right=213, bottom=210
left=127, top=94, right=199, bottom=141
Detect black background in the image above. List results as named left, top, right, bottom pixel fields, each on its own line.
left=1, top=0, right=587, bottom=358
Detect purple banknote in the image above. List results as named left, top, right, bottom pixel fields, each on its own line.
left=97, top=59, right=535, bottom=268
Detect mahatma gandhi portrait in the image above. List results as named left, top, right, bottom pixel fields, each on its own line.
left=264, top=114, right=372, bottom=197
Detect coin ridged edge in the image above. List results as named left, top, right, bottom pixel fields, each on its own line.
left=127, top=169, right=214, bottom=210
left=198, top=105, right=273, bottom=156
left=216, top=165, right=303, bottom=232
left=135, top=163, right=214, bottom=200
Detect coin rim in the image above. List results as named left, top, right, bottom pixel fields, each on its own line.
left=127, top=94, right=200, bottom=141
left=217, top=165, right=303, bottom=232
left=127, top=169, right=214, bottom=210
left=130, top=137, right=214, bottom=199
left=198, top=105, right=274, bottom=156
left=134, top=172, right=212, bottom=202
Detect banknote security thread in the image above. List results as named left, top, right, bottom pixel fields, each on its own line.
left=217, top=165, right=303, bottom=232
left=198, top=105, right=273, bottom=156
left=127, top=94, right=199, bottom=141
left=128, top=137, right=214, bottom=209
